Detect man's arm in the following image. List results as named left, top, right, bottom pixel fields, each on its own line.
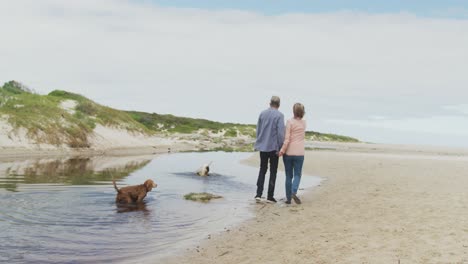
left=277, top=114, right=285, bottom=150
left=256, top=114, right=262, bottom=139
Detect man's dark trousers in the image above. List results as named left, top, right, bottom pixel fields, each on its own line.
left=256, top=151, right=279, bottom=199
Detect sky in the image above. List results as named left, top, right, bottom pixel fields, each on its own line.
left=1, top=0, right=468, bottom=147
left=143, top=0, right=468, bottom=18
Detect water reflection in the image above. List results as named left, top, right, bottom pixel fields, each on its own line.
left=116, top=201, right=150, bottom=214
left=0, top=156, right=151, bottom=192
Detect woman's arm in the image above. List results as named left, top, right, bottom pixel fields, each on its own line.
left=279, top=120, right=291, bottom=156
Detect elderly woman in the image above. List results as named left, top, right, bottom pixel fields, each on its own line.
left=279, top=103, right=306, bottom=204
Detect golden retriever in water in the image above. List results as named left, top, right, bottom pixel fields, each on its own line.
left=113, top=179, right=157, bottom=204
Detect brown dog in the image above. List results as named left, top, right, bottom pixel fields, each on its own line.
left=113, top=179, right=157, bottom=204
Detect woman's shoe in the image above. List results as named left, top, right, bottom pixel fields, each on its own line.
left=292, top=194, right=302, bottom=204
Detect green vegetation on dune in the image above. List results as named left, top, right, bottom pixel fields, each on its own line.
left=49, top=90, right=149, bottom=131
left=0, top=82, right=149, bottom=148
left=2, top=81, right=34, bottom=94
left=126, top=111, right=358, bottom=143
left=0, top=80, right=359, bottom=149
left=127, top=111, right=256, bottom=137
left=306, top=131, right=359, bottom=142
left=1, top=83, right=91, bottom=147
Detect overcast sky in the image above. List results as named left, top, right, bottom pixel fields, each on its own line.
left=1, top=0, right=468, bottom=147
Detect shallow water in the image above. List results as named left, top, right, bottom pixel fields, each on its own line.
left=0, top=152, right=321, bottom=263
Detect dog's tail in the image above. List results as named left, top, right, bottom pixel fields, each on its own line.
left=112, top=179, right=121, bottom=193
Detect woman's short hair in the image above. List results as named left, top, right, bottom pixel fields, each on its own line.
left=293, top=103, right=305, bottom=118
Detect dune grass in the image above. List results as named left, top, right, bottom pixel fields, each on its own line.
left=126, top=111, right=359, bottom=143
left=127, top=111, right=257, bottom=137
left=49, top=90, right=149, bottom=131
left=306, top=131, right=359, bottom=143
left=0, top=82, right=150, bottom=147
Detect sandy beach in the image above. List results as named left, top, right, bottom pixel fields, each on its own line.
left=166, top=145, right=468, bottom=264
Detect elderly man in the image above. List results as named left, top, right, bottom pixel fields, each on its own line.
left=254, top=96, right=285, bottom=203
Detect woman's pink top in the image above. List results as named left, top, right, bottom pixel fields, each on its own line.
left=280, top=118, right=306, bottom=156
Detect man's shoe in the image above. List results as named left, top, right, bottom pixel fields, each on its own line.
left=255, top=195, right=261, bottom=201
left=285, top=200, right=291, bottom=205
left=292, top=194, right=301, bottom=204
left=266, top=197, right=277, bottom=203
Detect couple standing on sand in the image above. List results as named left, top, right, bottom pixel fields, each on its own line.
left=254, top=96, right=306, bottom=205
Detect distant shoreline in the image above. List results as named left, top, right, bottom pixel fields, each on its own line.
left=2, top=141, right=468, bottom=162
left=0, top=144, right=192, bottom=161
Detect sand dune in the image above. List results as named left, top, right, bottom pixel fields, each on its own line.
left=0, top=119, right=198, bottom=159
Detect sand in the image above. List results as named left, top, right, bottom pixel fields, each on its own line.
left=0, top=118, right=201, bottom=161
left=166, top=145, right=468, bottom=264
left=0, top=118, right=248, bottom=160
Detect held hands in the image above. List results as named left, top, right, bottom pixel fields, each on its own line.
left=278, top=150, right=285, bottom=157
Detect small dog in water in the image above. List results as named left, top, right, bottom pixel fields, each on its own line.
left=113, top=179, right=157, bottom=204
left=196, top=162, right=212, bottom=176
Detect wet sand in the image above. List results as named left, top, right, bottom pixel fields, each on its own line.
left=166, top=144, right=468, bottom=263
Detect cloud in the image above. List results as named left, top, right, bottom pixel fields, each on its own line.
left=1, top=0, right=468, bottom=145
left=429, top=7, right=468, bottom=19
left=443, top=104, right=468, bottom=115
left=327, top=115, right=468, bottom=136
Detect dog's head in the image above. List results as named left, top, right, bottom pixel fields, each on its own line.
left=144, top=179, right=158, bottom=192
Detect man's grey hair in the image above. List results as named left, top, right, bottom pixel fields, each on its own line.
left=270, top=96, right=280, bottom=107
